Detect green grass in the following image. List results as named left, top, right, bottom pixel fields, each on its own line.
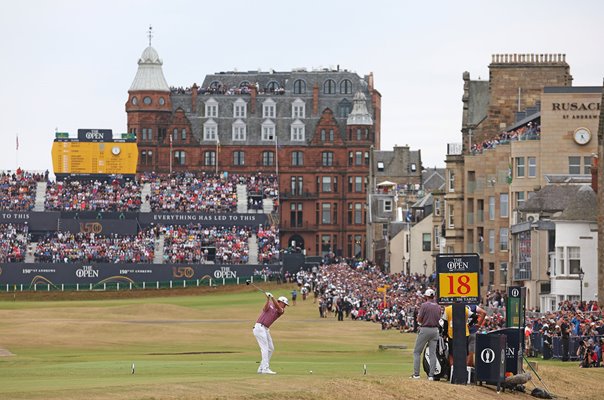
left=0, top=286, right=601, bottom=400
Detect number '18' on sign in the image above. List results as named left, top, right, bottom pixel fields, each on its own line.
left=439, top=273, right=479, bottom=298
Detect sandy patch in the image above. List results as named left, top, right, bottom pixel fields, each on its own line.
left=0, top=348, right=14, bottom=356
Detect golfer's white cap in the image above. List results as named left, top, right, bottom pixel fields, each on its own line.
left=424, top=288, right=435, bottom=297
left=278, top=296, right=289, bottom=306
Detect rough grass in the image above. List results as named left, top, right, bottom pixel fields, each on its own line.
left=0, top=284, right=601, bottom=400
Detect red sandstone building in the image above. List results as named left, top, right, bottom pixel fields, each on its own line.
left=125, top=43, right=381, bottom=258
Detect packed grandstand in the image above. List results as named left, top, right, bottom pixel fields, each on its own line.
left=0, top=169, right=280, bottom=265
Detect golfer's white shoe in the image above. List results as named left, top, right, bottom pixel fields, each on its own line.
left=262, top=369, right=277, bottom=375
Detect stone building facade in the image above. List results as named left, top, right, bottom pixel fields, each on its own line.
left=125, top=44, right=381, bottom=258
left=443, top=54, right=604, bottom=308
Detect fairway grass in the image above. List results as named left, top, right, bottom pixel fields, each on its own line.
left=0, top=284, right=602, bottom=400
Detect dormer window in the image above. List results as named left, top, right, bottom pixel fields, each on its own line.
left=205, top=98, right=218, bottom=118
left=233, top=98, right=247, bottom=118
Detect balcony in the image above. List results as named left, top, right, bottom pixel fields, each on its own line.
left=513, top=262, right=531, bottom=281
left=280, top=220, right=318, bottom=231
left=280, top=191, right=317, bottom=199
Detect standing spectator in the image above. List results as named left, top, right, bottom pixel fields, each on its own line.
left=291, top=288, right=297, bottom=306
left=560, top=316, right=571, bottom=361
left=411, top=288, right=441, bottom=380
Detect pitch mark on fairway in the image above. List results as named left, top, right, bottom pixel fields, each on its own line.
left=147, top=351, right=241, bottom=355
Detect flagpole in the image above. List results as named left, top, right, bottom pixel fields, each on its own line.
left=16, top=133, right=19, bottom=169
left=216, top=137, right=220, bottom=175
left=169, top=133, right=173, bottom=175
left=275, top=135, right=279, bottom=212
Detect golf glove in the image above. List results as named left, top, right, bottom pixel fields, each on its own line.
left=265, top=292, right=273, bottom=298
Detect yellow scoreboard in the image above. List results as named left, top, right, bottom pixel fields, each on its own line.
left=52, top=141, right=138, bottom=175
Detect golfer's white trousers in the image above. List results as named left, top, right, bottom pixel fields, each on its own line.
left=253, top=322, right=274, bottom=371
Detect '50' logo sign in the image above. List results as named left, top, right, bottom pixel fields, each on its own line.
left=172, top=266, right=194, bottom=279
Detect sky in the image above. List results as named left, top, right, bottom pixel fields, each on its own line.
left=1, top=0, right=603, bottom=173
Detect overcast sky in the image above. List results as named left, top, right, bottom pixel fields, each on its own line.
left=1, top=0, right=603, bottom=173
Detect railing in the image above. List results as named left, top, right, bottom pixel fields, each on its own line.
left=280, top=191, right=317, bottom=199
left=513, top=263, right=531, bottom=281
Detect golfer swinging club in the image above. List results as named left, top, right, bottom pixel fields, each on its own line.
left=253, top=291, right=289, bottom=374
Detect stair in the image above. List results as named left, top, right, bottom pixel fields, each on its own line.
left=236, top=184, right=248, bottom=213
left=248, top=233, right=259, bottom=264
left=33, top=182, right=47, bottom=211
left=153, top=233, right=165, bottom=264
left=140, top=183, right=152, bottom=212
left=262, top=198, right=274, bottom=214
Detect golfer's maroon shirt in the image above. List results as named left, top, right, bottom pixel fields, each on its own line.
left=256, top=302, right=283, bottom=328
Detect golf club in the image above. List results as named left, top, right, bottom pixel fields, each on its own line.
left=245, top=279, right=267, bottom=294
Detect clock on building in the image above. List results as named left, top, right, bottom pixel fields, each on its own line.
left=573, top=127, right=591, bottom=145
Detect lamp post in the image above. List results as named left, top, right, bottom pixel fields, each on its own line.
left=579, top=268, right=585, bottom=305
left=423, top=260, right=427, bottom=276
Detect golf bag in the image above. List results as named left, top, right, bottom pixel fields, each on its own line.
left=422, top=334, right=450, bottom=380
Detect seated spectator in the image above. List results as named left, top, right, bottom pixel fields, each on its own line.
left=0, top=223, right=29, bottom=262
left=45, top=179, right=142, bottom=211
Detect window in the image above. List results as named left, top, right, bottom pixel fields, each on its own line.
left=140, top=150, right=153, bottom=165
left=172, top=128, right=178, bottom=142
left=290, top=203, right=303, bottom=227
left=203, top=151, right=215, bottom=166
left=516, top=157, right=525, bottom=177
left=338, top=99, right=352, bottom=118
left=323, top=79, right=336, bottom=94
left=261, top=120, right=275, bottom=141
left=500, top=194, right=509, bottom=218
left=488, top=230, right=495, bottom=254
left=516, top=191, right=525, bottom=209
left=434, top=226, right=440, bottom=246
left=329, top=129, right=334, bottom=142
left=354, top=203, right=363, bottom=224
left=448, top=170, right=455, bottom=192
left=557, top=247, right=564, bottom=275
left=500, top=263, right=508, bottom=286
left=205, top=98, right=218, bottom=118
left=434, top=198, right=441, bottom=216
left=232, top=120, right=246, bottom=141
left=291, top=151, right=304, bottom=166
left=321, top=234, right=331, bottom=255
left=355, top=177, right=363, bottom=192
left=266, top=81, right=279, bottom=93
left=340, top=79, right=352, bottom=94
left=584, top=156, right=592, bottom=174
left=262, top=151, right=274, bottom=166
left=365, top=152, right=370, bottom=165
left=356, top=128, right=362, bottom=140
left=528, top=157, right=536, bottom=177
left=291, top=176, right=303, bottom=195
left=322, top=176, right=332, bottom=192
left=447, top=203, right=454, bottom=228
left=383, top=200, right=392, bottom=212
left=291, top=120, right=305, bottom=141
left=321, top=203, right=332, bottom=224
left=233, top=99, right=247, bottom=118
left=499, top=228, right=508, bottom=251
left=263, top=99, right=275, bottom=118
left=292, top=99, right=305, bottom=118
left=181, top=129, right=186, bottom=141
left=377, top=161, right=385, bottom=172
left=233, top=151, right=245, bottom=166
left=569, top=156, right=581, bottom=174
left=174, top=150, right=186, bottom=166
left=422, top=233, right=431, bottom=251
left=355, top=151, right=362, bottom=166
left=142, top=128, right=152, bottom=141
left=489, top=263, right=495, bottom=286
left=322, top=152, right=334, bottom=166
left=568, top=247, right=581, bottom=274
left=239, top=80, right=250, bottom=88
left=488, top=196, right=495, bottom=220
left=293, top=79, right=306, bottom=94
left=203, top=120, right=217, bottom=141
left=354, top=234, right=362, bottom=257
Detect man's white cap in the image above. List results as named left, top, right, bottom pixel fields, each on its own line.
left=424, top=288, right=435, bottom=297
left=278, top=296, right=289, bottom=306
